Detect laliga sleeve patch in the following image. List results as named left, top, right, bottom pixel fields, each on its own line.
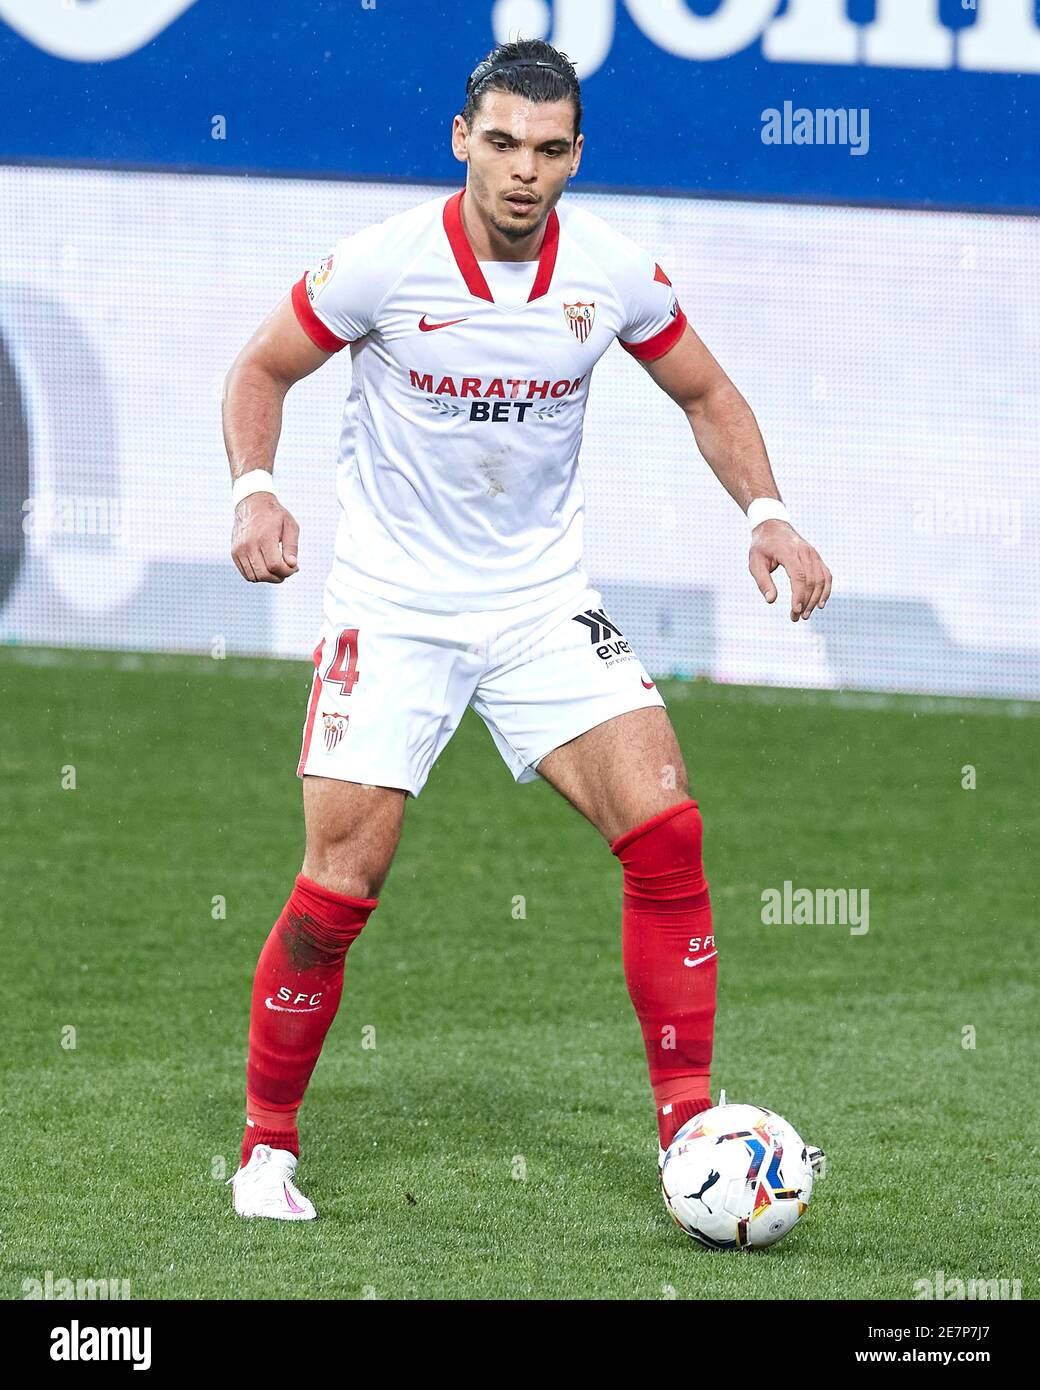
left=292, top=270, right=350, bottom=353
left=305, top=253, right=337, bottom=304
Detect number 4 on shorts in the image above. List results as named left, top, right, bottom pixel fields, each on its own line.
left=326, top=628, right=360, bottom=695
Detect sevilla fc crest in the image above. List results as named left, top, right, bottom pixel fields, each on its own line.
left=322, top=711, right=349, bottom=751
left=563, top=301, right=595, bottom=343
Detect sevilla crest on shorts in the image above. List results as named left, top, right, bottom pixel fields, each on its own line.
left=563, top=301, right=595, bottom=343
left=322, top=711, right=349, bottom=751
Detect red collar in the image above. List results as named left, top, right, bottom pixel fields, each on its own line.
left=442, top=189, right=560, bottom=304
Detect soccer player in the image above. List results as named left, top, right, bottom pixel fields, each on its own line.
left=222, top=39, right=831, bottom=1219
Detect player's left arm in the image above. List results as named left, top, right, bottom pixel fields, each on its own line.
left=642, top=325, right=832, bottom=621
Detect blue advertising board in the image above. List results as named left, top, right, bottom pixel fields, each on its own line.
left=0, top=0, right=1037, bottom=209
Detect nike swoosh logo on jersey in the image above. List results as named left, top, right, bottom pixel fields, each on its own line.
left=265, top=997, right=321, bottom=1013
left=418, top=314, right=469, bottom=332
left=641, top=678, right=656, bottom=689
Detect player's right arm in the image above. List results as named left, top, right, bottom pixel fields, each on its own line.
left=223, top=295, right=333, bottom=584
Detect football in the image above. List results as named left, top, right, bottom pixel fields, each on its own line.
left=661, top=1101, right=815, bottom=1250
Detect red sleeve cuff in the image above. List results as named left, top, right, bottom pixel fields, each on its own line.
left=619, top=306, right=687, bottom=362
left=291, top=275, right=350, bottom=353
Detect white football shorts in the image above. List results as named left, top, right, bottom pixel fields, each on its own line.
left=297, top=578, right=666, bottom=796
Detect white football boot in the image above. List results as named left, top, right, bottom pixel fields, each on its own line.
left=229, top=1144, right=316, bottom=1221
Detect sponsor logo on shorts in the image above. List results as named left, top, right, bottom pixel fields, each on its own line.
left=322, top=711, right=349, bottom=751
left=572, top=608, right=634, bottom=668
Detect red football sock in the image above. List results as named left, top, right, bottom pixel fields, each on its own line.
left=611, top=800, right=717, bottom=1151
left=242, top=874, right=377, bottom=1164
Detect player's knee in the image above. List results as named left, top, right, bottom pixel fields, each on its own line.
left=611, top=799, right=707, bottom=896
left=301, top=835, right=392, bottom=900
left=303, top=817, right=394, bottom=895
left=302, top=782, right=403, bottom=897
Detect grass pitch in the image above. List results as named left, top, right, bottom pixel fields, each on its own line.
left=2, top=646, right=1037, bottom=1300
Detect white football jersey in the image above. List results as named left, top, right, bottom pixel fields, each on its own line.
left=292, top=190, right=687, bottom=613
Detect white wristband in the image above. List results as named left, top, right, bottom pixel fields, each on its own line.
left=232, top=471, right=278, bottom=508
left=747, top=497, right=791, bottom=530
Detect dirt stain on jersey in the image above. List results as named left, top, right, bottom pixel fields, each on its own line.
left=477, top=455, right=507, bottom=498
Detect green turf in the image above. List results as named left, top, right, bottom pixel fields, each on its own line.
left=2, top=646, right=1037, bottom=1300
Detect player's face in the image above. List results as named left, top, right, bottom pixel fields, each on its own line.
left=452, top=93, right=583, bottom=243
